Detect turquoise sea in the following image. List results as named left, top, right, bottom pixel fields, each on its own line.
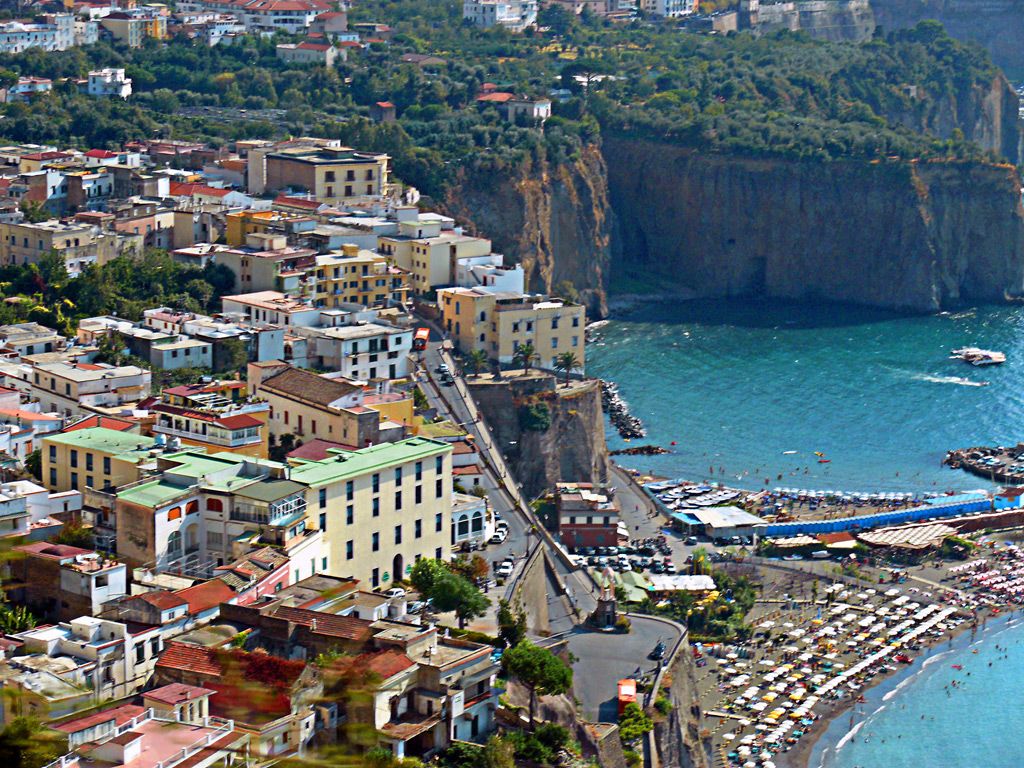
left=811, top=614, right=1024, bottom=768
left=587, top=299, right=1024, bottom=493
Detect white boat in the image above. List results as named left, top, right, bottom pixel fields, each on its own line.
left=950, top=347, right=1006, bottom=366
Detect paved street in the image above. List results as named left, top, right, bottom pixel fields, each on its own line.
left=566, top=616, right=682, bottom=722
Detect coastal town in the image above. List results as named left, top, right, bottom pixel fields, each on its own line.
left=0, top=0, right=1020, bottom=765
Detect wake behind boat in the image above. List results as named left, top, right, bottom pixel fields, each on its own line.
left=950, top=347, right=1006, bottom=366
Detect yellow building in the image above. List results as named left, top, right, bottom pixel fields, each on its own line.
left=438, top=288, right=586, bottom=371
left=0, top=220, right=141, bottom=276
left=289, top=437, right=453, bottom=589
left=313, top=245, right=411, bottom=308
left=42, top=427, right=154, bottom=493
left=99, top=12, right=166, bottom=47
left=224, top=209, right=312, bottom=247
left=378, top=225, right=492, bottom=296
left=254, top=145, right=392, bottom=205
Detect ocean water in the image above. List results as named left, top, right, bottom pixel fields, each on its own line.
left=812, top=615, right=1024, bottom=768
left=587, top=299, right=1024, bottom=493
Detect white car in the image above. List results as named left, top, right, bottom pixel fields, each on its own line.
left=496, top=562, right=514, bottom=578
left=385, top=587, right=406, bottom=599
left=490, top=529, right=508, bottom=544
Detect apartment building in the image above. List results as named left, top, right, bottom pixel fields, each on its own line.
left=7, top=542, right=127, bottom=621
left=438, top=288, right=585, bottom=371
left=224, top=208, right=315, bottom=247
left=555, top=481, right=625, bottom=548
left=0, top=14, right=75, bottom=54
left=289, top=437, right=453, bottom=588
left=275, top=41, right=340, bottom=66
left=377, top=220, right=492, bottom=295
left=462, top=0, right=537, bottom=30
left=31, top=361, right=151, bottom=418
left=0, top=322, right=64, bottom=358
left=99, top=11, right=169, bottom=47
left=221, top=291, right=321, bottom=328
left=295, top=321, right=413, bottom=381
left=0, top=219, right=141, bottom=276
left=87, top=68, right=132, bottom=98
left=151, top=380, right=269, bottom=458
left=216, top=234, right=317, bottom=294
left=251, top=143, right=390, bottom=204
left=313, top=245, right=411, bottom=308
left=41, top=427, right=157, bottom=493
left=248, top=361, right=398, bottom=447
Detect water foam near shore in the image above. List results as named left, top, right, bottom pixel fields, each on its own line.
left=811, top=614, right=1024, bottom=768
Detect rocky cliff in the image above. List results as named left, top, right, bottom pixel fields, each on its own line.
left=605, top=138, right=1024, bottom=311
left=654, top=645, right=713, bottom=768
left=443, top=144, right=612, bottom=319
left=467, top=373, right=609, bottom=498
left=872, top=0, right=1024, bottom=78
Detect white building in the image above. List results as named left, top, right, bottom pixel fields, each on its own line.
left=0, top=14, right=75, bottom=54
left=6, top=77, right=52, bottom=102
left=462, top=0, right=537, bottom=30
left=640, top=0, right=695, bottom=16
left=87, top=68, right=132, bottom=99
left=451, top=492, right=492, bottom=551
left=454, top=254, right=525, bottom=293
left=296, top=321, right=412, bottom=381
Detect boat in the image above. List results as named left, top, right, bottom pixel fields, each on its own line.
left=895, top=653, right=913, bottom=664
left=818, top=459, right=831, bottom=464
left=950, top=347, right=1007, bottom=366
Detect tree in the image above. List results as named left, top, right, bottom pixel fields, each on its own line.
left=464, top=349, right=489, bottom=377
left=54, top=520, right=93, bottom=548
left=430, top=571, right=489, bottom=629
left=504, top=640, right=573, bottom=726
left=23, top=450, right=40, bottom=481
left=18, top=200, right=49, bottom=224
left=497, top=599, right=527, bottom=648
left=216, top=337, right=249, bottom=374
left=481, top=735, right=515, bottom=768
left=618, top=701, right=654, bottom=743
left=0, top=717, right=65, bottom=768
left=408, top=557, right=449, bottom=596
left=553, top=351, right=580, bottom=387
left=0, top=605, right=36, bottom=634
left=513, top=343, right=539, bottom=374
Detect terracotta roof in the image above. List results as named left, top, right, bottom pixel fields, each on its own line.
left=453, top=464, right=482, bottom=475
left=157, top=642, right=223, bottom=677
left=271, top=605, right=374, bottom=641
left=375, top=101, right=394, bottom=108
left=286, top=438, right=356, bottom=461
left=0, top=408, right=60, bottom=422
left=356, top=649, right=414, bottom=680
left=84, top=149, right=118, bottom=159
left=63, top=414, right=137, bottom=432
left=169, top=182, right=230, bottom=199
left=136, top=591, right=189, bottom=610
left=273, top=194, right=321, bottom=210
left=215, top=413, right=262, bottom=430
left=16, top=542, right=92, bottom=560
left=53, top=704, right=145, bottom=734
left=261, top=367, right=360, bottom=407
left=818, top=532, right=856, bottom=545
left=476, top=92, right=514, bottom=103
left=297, top=41, right=331, bottom=51
left=174, top=579, right=236, bottom=614
left=143, top=683, right=216, bottom=705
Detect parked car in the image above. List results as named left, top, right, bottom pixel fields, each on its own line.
left=685, top=536, right=698, bottom=546
left=664, top=561, right=677, bottom=574
left=436, top=364, right=450, bottom=374
left=649, top=641, right=666, bottom=661
left=496, top=562, right=514, bottom=578
left=490, top=529, right=508, bottom=544
left=385, top=588, right=406, bottom=599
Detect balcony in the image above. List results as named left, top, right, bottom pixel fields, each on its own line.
left=152, top=424, right=261, bottom=448
left=230, top=494, right=306, bottom=525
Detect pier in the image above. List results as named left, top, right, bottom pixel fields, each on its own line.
left=600, top=380, right=646, bottom=439
left=945, top=444, right=1024, bottom=485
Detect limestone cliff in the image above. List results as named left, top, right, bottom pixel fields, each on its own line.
left=605, top=138, right=1024, bottom=311
left=752, top=0, right=877, bottom=41
left=442, top=144, right=612, bottom=319
left=654, top=646, right=713, bottom=768
left=467, top=373, right=609, bottom=498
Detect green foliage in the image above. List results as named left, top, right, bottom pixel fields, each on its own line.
left=17, top=200, right=49, bottom=224
left=481, top=735, right=516, bottom=768
left=497, top=598, right=527, bottom=648
left=408, top=557, right=449, bottom=596
left=654, top=693, right=673, bottom=716
left=517, top=401, right=551, bottom=432
left=23, top=450, right=40, bottom=481
left=54, top=520, right=93, bottom=548
left=268, top=433, right=301, bottom=462
left=504, top=640, right=573, bottom=725
left=464, top=348, right=489, bottom=376
left=430, top=570, right=489, bottom=628
left=618, top=702, right=654, bottom=743
left=512, top=343, right=539, bottom=372
left=0, top=605, right=36, bottom=634
left=412, top=386, right=429, bottom=411
left=636, top=567, right=756, bottom=642
left=439, top=741, right=484, bottom=768
left=0, top=717, right=65, bottom=768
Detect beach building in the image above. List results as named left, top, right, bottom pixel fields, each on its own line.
left=556, top=482, right=625, bottom=548
left=675, top=505, right=766, bottom=541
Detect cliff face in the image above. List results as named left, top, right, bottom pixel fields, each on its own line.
left=467, top=373, right=609, bottom=498
left=605, top=137, right=1024, bottom=311
left=443, top=144, right=612, bottom=318
left=753, top=0, right=877, bottom=42
left=654, top=647, right=712, bottom=768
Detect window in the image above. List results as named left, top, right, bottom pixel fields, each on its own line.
left=167, top=507, right=182, bottom=521
left=319, top=488, right=327, bottom=508
left=415, top=461, right=422, bottom=481
left=49, top=468, right=56, bottom=486
left=394, top=524, right=402, bottom=545
left=70, top=472, right=78, bottom=490
left=206, top=498, right=223, bottom=512
left=70, top=449, right=78, bottom=468
left=136, top=644, right=145, bottom=664
left=86, top=453, right=94, bottom=471
left=572, top=336, right=579, bottom=347
left=103, top=456, right=111, bottom=474
left=436, top=478, right=443, bottom=498
left=436, top=456, right=443, bottom=473
left=372, top=497, right=380, bottom=517
left=435, top=512, right=443, bottom=532
left=372, top=532, right=379, bottom=551
left=371, top=473, right=379, bottom=492
left=552, top=317, right=560, bottom=329
left=322, top=557, right=328, bottom=570
left=572, top=316, right=580, bottom=327
left=435, top=547, right=442, bottom=560
left=552, top=337, right=559, bottom=349
left=346, top=504, right=354, bottom=524
left=48, top=445, right=55, bottom=461
left=345, top=480, right=354, bottom=500
left=346, top=540, right=353, bottom=560
left=415, top=519, right=422, bottom=539
left=372, top=567, right=379, bottom=588
left=395, top=490, right=402, bottom=510
left=394, top=466, right=402, bottom=483
left=415, top=485, right=422, bottom=504
left=320, top=512, right=327, bottom=531
left=86, top=476, right=93, bottom=488
left=207, top=531, right=223, bottom=547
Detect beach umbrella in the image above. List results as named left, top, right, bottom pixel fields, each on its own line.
left=722, top=732, right=736, bottom=741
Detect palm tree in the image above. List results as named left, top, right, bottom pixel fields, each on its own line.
left=553, top=351, right=580, bottom=387
left=465, top=349, right=489, bottom=377
left=513, top=343, right=539, bottom=374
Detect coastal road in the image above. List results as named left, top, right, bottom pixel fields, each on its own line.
left=566, top=616, right=683, bottom=722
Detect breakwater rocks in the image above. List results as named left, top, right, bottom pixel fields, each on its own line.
left=945, top=444, right=1024, bottom=483
left=609, top=444, right=667, bottom=456
left=600, top=380, right=646, bottom=440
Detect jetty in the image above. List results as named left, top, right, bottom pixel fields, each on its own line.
left=600, top=380, right=646, bottom=439
left=945, top=444, right=1024, bottom=484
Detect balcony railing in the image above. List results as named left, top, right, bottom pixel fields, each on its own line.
left=152, top=424, right=260, bottom=448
